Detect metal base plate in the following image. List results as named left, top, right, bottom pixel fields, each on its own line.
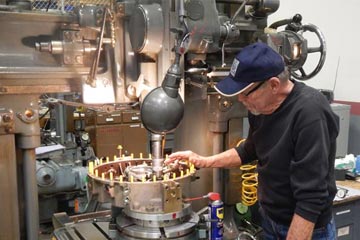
left=117, top=211, right=199, bottom=239
left=52, top=210, right=199, bottom=240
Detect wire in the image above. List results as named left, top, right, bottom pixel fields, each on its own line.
left=230, top=0, right=248, bottom=24
left=236, top=138, right=246, bottom=147
left=39, top=108, right=50, bottom=120
left=333, top=56, right=340, bottom=93
left=46, top=0, right=52, bottom=12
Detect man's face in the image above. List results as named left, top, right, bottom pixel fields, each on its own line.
left=237, top=80, right=272, bottom=115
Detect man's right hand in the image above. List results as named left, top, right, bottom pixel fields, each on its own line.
left=165, top=150, right=211, bottom=168
left=164, top=148, right=242, bottom=168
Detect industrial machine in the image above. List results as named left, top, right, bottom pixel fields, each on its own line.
left=0, top=0, right=326, bottom=239
left=36, top=100, right=94, bottom=223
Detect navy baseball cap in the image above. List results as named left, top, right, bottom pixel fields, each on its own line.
left=214, top=42, right=285, bottom=97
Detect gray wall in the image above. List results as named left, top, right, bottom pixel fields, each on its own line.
left=269, top=1, right=360, bottom=156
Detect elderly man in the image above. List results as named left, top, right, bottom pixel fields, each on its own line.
left=166, top=42, right=339, bottom=240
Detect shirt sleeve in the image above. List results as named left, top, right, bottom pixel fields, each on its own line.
left=235, top=125, right=258, bottom=165
left=291, top=118, right=333, bottom=223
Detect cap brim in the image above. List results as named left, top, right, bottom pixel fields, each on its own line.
left=214, top=76, right=254, bottom=97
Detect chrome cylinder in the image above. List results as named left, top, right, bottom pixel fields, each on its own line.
left=151, top=133, right=164, bottom=178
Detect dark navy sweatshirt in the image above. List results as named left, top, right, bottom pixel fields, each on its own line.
left=236, top=80, right=339, bottom=227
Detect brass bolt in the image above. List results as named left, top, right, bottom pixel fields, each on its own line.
left=24, top=109, right=34, bottom=118
left=2, top=114, right=12, bottom=122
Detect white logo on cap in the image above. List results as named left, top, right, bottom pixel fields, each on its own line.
left=230, top=58, right=239, bottom=77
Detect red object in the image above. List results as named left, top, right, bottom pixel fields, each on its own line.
left=207, top=192, right=220, bottom=201
left=183, top=192, right=221, bottom=202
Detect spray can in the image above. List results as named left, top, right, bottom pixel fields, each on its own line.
left=209, top=199, right=224, bottom=240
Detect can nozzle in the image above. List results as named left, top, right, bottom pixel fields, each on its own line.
left=183, top=192, right=221, bottom=202
left=206, top=192, right=220, bottom=201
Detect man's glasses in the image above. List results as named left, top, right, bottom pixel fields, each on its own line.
left=243, top=80, right=267, bottom=97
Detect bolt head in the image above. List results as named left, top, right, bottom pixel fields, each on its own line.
left=2, top=114, right=12, bottom=122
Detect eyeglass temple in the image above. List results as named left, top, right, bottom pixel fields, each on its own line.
left=245, top=80, right=266, bottom=96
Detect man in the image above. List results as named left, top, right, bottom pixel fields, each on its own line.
left=165, top=42, right=339, bottom=239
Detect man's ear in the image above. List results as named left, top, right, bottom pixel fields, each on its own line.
left=268, top=77, right=280, bottom=94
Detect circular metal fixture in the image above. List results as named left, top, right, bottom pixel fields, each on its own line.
left=36, top=164, right=56, bottom=187
left=185, top=0, right=204, bottom=21
left=129, top=4, right=164, bottom=54
left=289, top=24, right=326, bottom=80
left=117, top=210, right=199, bottom=239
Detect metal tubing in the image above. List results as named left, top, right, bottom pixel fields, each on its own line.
left=151, top=134, right=164, bottom=159
left=179, top=0, right=185, bottom=21
left=212, top=133, right=224, bottom=195
left=0, top=4, right=18, bottom=10
left=23, top=149, right=39, bottom=240
left=87, top=8, right=107, bottom=87
left=230, top=0, right=247, bottom=24
left=55, top=94, right=66, bottom=144
left=151, top=134, right=164, bottom=178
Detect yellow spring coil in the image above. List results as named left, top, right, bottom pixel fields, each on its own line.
left=240, top=164, right=258, bottom=206
left=236, top=138, right=258, bottom=206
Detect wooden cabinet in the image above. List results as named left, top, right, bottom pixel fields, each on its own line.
left=85, top=110, right=148, bottom=158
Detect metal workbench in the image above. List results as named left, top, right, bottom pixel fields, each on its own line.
left=334, top=180, right=360, bottom=239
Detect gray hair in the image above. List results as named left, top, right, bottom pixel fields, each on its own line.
left=277, top=67, right=290, bottom=82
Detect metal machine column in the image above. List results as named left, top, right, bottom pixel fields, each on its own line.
left=0, top=134, right=20, bottom=240
left=15, top=95, right=41, bottom=240
left=22, top=148, right=39, bottom=240
left=1, top=95, right=41, bottom=240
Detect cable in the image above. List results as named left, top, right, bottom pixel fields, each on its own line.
left=332, top=56, right=340, bottom=93
left=39, top=108, right=50, bottom=120
left=230, top=0, right=248, bottom=24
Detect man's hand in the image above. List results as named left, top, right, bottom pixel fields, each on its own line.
left=165, top=148, right=242, bottom=168
left=165, top=150, right=211, bottom=168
